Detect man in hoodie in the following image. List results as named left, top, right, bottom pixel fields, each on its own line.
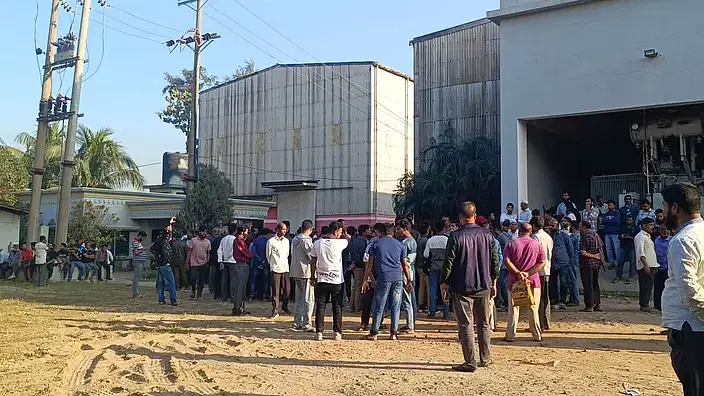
left=290, top=220, right=315, bottom=331
left=424, top=220, right=450, bottom=319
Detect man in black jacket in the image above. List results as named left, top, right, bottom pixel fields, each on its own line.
left=441, top=201, right=500, bottom=373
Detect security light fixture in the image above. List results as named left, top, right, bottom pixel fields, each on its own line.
left=644, top=49, right=659, bottom=59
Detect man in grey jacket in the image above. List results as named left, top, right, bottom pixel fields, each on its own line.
left=290, top=220, right=315, bottom=332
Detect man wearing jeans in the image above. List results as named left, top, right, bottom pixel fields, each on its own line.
left=441, top=202, right=499, bottom=372
left=349, top=225, right=371, bottom=314
left=310, top=221, right=348, bottom=341
left=660, top=182, right=704, bottom=396
left=363, top=223, right=412, bottom=341
left=131, top=231, right=148, bottom=298
left=603, top=200, right=621, bottom=270
left=423, top=220, right=449, bottom=319
left=290, top=220, right=315, bottom=331
left=152, top=229, right=177, bottom=306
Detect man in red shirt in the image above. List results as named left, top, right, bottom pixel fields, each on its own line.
left=20, top=244, right=34, bottom=281
left=218, top=223, right=254, bottom=315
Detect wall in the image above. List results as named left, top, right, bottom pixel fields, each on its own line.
left=411, top=19, right=500, bottom=169
left=0, top=211, right=21, bottom=247
left=275, top=190, right=316, bottom=234
left=371, top=65, right=414, bottom=215
left=499, top=0, right=704, bottom=206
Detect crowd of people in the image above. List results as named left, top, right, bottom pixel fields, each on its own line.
left=0, top=237, right=115, bottom=285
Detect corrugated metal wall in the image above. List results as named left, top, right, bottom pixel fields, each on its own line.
left=411, top=19, right=500, bottom=169
left=199, top=63, right=413, bottom=216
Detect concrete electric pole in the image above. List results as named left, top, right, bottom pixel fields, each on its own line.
left=55, top=0, right=92, bottom=245
left=27, top=0, right=61, bottom=243
left=182, top=0, right=203, bottom=191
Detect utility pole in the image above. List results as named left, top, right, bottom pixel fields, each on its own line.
left=183, top=0, right=203, bottom=191
left=27, top=0, right=61, bottom=243
left=56, top=0, right=92, bottom=245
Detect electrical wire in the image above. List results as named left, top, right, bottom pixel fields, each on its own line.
left=89, top=17, right=165, bottom=43
left=34, top=0, right=42, bottom=87
left=108, top=4, right=183, bottom=33
left=202, top=9, right=413, bottom=140
left=101, top=11, right=174, bottom=39
left=83, top=7, right=106, bottom=82
left=227, top=0, right=411, bottom=127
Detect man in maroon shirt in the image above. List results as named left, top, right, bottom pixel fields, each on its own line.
left=218, top=223, right=254, bottom=315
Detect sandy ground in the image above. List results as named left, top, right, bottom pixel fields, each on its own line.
left=0, top=281, right=680, bottom=396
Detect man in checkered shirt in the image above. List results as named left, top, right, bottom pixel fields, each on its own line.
left=578, top=220, right=605, bottom=312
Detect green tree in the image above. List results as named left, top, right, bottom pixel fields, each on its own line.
left=0, top=146, right=30, bottom=206
left=181, top=164, right=234, bottom=230
left=226, top=59, right=256, bottom=82
left=67, top=201, right=118, bottom=246
left=157, top=67, right=218, bottom=137
left=393, top=124, right=501, bottom=221
left=73, top=126, right=145, bottom=189
left=15, top=123, right=65, bottom=188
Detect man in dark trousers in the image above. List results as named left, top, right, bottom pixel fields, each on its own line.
left=441, top=201, right=500, bottom=372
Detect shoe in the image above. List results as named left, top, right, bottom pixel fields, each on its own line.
left=190, top=294, right=196, bottom=300
left=159, top=301, right=166, bottom=305
left=389, top=334, right=399, bottom=341
left=478, top=359, right=492, bottom=368
left=314, top=332, right=324, bottom=341
left=363, top=334, right=378, bottom=341
left=566, top=301, right=579, bottom=307
left=452, top=363, right=477, bottom=373
left=640, top=306, right=655, bottom=313
left=594, top=305, right=603, bottom=312
left=133, top=294, right=144, bottom=299
left=612, top=278, right=620, bottom=283
left=301, top=325, right=315, bottom=333
left=292, top=324, right=301, bottom=331
left=171, top=302, right=178, bottom=306
left=550, top=304, right=559, bottom=311
left=624, top=278, right=632, bottom=284
left=269, top=313, right=280, bottom=320
left=426, top=314, right=436, bottom=319
left=607, top=263, right=616, bottom=270
left=357, top=326, right=369, bottom=332
left=7, top=275, right=16, bottom=280
left=501, top=338, right=515, bottom=343
left=579, top=307, right=594, bottom=312
left=498, top=306, right=508, bottom=312
left=558, top=303, right=566, bottom=310
left=334, top=332, right=342, bottom=341
left=283, top=308, right=292, bottom=315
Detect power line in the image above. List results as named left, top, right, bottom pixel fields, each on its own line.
left=83, top=7, right=106, bottom=82
left=214, top=1, right=412, bottom=129
left=90, top=17, right=165, bottom=43
left=202, top=8, right=412, bottom=140
left=33, top=0, right=42, bottom=86
left=101, top=10, right=173, bottom=39
left=108, top=4, right=183, bottom=33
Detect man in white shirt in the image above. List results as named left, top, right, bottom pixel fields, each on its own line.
left=517, top=200, right=532, bottom=224
left=660, top=183, right=704, bottom=396
left=310, top=221, right=349, bottom=341
left=530, top=217, right=553, bottom=331
left=500, top=203, right=517, bottom=224
left=34, top=236, right=50, bottom=286
left=635, top=218, right=659, bottom=313
left=266, top=222, right=291, bottom=319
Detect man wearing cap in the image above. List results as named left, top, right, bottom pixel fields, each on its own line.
left=635, top=218, right=658, bottom=312
left=517, top=201, right=532, bottom=224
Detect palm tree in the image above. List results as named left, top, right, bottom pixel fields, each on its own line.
left=73, top=126, right=145, bottom=189
left=15, top=123, right=65, bottom=188
left=393, top=124, right=501, bottom=221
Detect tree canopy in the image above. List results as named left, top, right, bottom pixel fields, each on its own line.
left=0, top=146, right=30, bottom=207
left=67, top=201, right=118, bottom=247
left=393, top=124, right=501, bottom=221
left=180, top=164, right=234, bottom=231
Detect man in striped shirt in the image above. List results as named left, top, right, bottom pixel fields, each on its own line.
left=131, top=231, right=148, bottom=298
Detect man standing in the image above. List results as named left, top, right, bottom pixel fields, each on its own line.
left=619, top=195, right=640, bottom=227
left=495, top=220, right=515, bottom=312
left=310, top=221, right=349, bottom=340
left=250, top=228, right=272, bottom=301
left=34, top=236, right=49, bottom=287
left=500, top=203, right=517, bottom=224
left=95, top=244, right=110, bottom=283
left=530, top=216, right=553, bottom=331
left=579, top=221, right=605, bottom=312
left=349, top=224, right=370, bottom=314
left=397, top=219, right=418, bottom=334
left=152, top=229, right=178, bottom=306
left=616, top=215, right=639, bottom=284
left=170, top=233, right=188, bottom=290
left=290, top=220, right=315, bottom=331
left=188, top=228, right=211, bottom=300
left=441, top=202, right=499, bottom=372
left=363, top=223, right=412, bottom=341
left=636, top=199, right=656, bottom=225
left=603, top=200, right=621, bottom=270
left=424, top=220, right=450, bottom=319
left=517, top=200, right=532, bottom=224
left=209, top=227, right=223, bottom=300
left=550, top=218, right=576, bottom=309
left=660, top=182, right=704, bottom=396
left=581, top=197, right=600, bottom=232
left=415, top=221, right=431, bottom=312
left=131, top=231, right=148, bottom=298
left=556, top=192, right=579, bottom=219
left=635, top=218, right=658, bottom=312
left=219, top=224, right=253, bottom=315
left=653, top=226, right=671, bottom=311
left=503, top=222, right=546, bottom=342
left=267, top=223, right=291, bottom=319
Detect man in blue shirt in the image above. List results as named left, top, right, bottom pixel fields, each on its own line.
left=653, top=226, right=671, bottom=311
left=250, top=228, right=273, bottom=300
left=619, top=195, right=639, bottom=227
left=603, top=200, right=621, bottom=270
left=362, top=223, right=412, bottom=341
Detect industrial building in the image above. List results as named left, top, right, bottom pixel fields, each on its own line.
left=410, top=19, right=500, bottom=168
left=199, top=62, right=414, bottom=229
left=489, top=0, right=704, bottom=211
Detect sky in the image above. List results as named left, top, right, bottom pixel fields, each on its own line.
left=1, top=0, right=498, bottom=186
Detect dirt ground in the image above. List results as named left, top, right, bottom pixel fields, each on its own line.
left=0, top=282, right=680, bottom=396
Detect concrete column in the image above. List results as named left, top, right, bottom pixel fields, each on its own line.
left=501, top=118, right=529, bottom=208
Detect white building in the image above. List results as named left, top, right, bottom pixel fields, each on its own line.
left=0, top=205, right=26, bottom=249
left=199, top=62, right=414, bottom=229
left=489, top=0, right=704, bottom=211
